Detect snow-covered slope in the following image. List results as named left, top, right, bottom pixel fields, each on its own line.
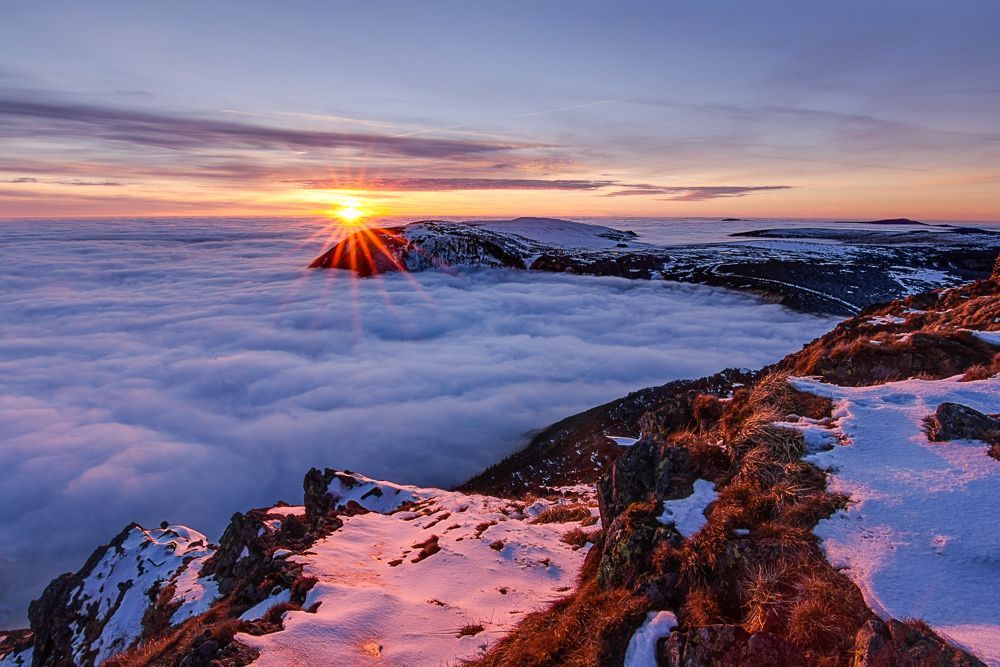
left=50, top=524, right=219, bottom=665
left=470, top=217, right=642, bottom=249
left=791, top=375, right=1000, bottom=665
left=239, top=482, right=597, bottom=665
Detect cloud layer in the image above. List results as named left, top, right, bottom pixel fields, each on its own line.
left=606, top=185, right=793, bottom=200
left=0, top=218, right=836, bottom=625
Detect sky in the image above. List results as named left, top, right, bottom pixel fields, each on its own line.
left=0, top=0, right=999, bottom=220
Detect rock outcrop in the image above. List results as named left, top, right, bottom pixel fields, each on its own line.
left=925, top=402, right=1000, bottom=443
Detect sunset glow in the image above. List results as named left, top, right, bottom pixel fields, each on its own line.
left=1, top=3, right=997, bottom=221
left=335, top=205, right=364, bottom=224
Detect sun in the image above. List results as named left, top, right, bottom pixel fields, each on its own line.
left=336, top=204, right=364, bottom=224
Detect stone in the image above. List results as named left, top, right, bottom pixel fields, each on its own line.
left=926, top=402, right=1000, bottom=444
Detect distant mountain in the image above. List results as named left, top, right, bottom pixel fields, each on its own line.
left=838, top=217, right=929, bottom=225
left=310, top=217, right=1000, bottom=316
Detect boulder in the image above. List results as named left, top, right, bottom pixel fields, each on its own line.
left=925, top=402, right=1000, bottom=444
left=304, top=467, right=339, bottom=526
left=597, top=502, right=667, bottom=589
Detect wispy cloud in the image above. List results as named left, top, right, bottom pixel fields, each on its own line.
left=2, top=177, right=124, bottom=186
left=606, top=185, right=793, bottom=200
left=298, top=177, right=617, bottom=191
left=0, top=94, right=536, bottom=159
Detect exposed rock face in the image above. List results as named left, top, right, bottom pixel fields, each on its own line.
left=660, top=625, right=807, bottom=666
left=926, top=402, right=1000, bottom=443
left=598, top=443, right=697, bottom=527
left=852, top=619, right=986, bottom=667
left=303, top=467, right=340, bottom=527
left=310, top=218, right=1000, bottom=316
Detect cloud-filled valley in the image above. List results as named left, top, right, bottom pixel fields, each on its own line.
left=0, top=218, right=838, bottom=625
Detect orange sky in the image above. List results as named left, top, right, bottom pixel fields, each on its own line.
left=2, top=3, right=999, bottom=221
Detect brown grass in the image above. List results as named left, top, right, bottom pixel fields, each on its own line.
left=962, top=352, right=1000, bottom=381
left=561, top=527, right=601, bottom=549
left=103, top=605, right=246, bottom=667
left=786, top=570, right=869, bottom=652
left=474, top=520, right=497, bottom=538
left=457, top=624, right=485, bottom=638
left=682, top=586, right=723, bottom=626
left=102, top=630, right=184, bottom=667
left=531, top=505, right=592, bottom=524
left=411, top=535, right=441, bottom=563
left=468, top=551, right=647, bottom=667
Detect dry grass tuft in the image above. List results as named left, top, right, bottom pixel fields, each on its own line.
left=561, top=527, right=601, bottom=549
left=787, top=570, right=869, bottom=652
left=682, top=586, right=723, bottom=626
left=742, top=560, right=789, bottom=634
left=411, top=535, right=441, bottom=563
left=474, top=521, right=497, bottom=538
left=961, top=352, right=1000, bottom=381
left=457, top=623, right=485, bottom=638
left=469, top=552, right=647, bottom=667
left=531, top=505, right=592, bottom=524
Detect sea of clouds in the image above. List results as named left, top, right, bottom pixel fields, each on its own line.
left=0, top=217, right=837, bottom=625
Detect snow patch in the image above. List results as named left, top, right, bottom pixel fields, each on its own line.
left=68, top=525, right=216, bottom=665
left=240, top=589, right=292, bottom=622
left=791, top=375, right=1000, bottom=665
left=169, top=559, right=220, bottom=625
left=266, top=506, right=305, bottom=517
left=967, top=330, right=1000, bottom=347
left=657, top=479, right=717, bottom=537
left=238, top=483, right=594, bottom=665
left=623, top=610, right=678, bottom=667
left=867, top=314, right=906, bottom=325
left=327, top=472, right=433, bottom=513
left=0, top=646, right=30, bottom=667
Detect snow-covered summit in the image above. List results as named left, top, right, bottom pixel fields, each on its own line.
left=469, top=217, right=642, bottom=249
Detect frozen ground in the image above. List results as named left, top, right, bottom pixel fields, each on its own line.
left=792, top=375, right=1000, bottom=665
left=239, top=480, right=597, bottom=665
left=0, top=217, right=837, bottom=625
